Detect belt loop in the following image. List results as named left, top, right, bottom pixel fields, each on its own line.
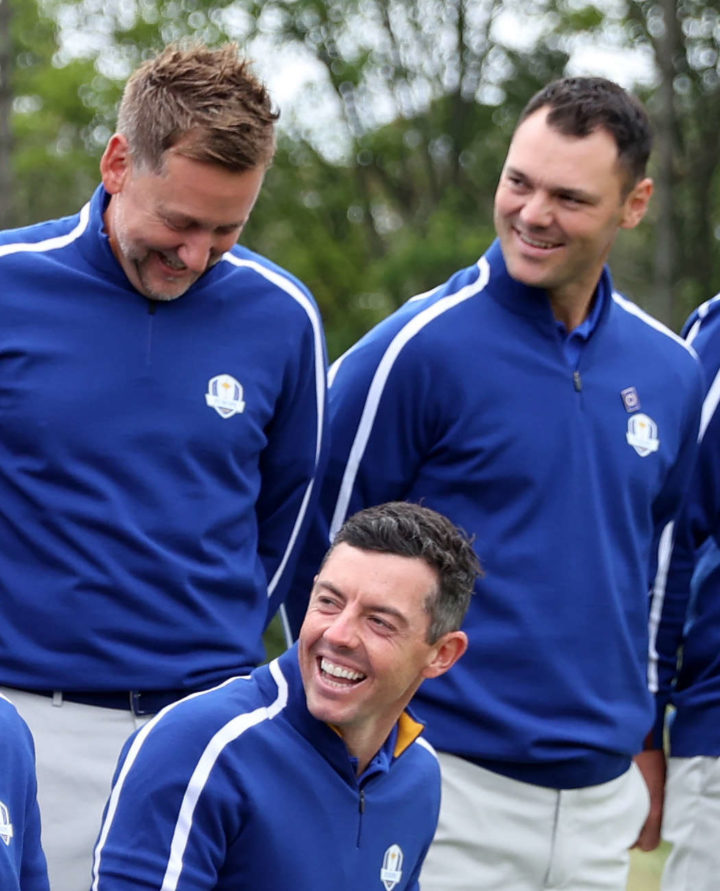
left=52, top=691, right=63, bottom=707
left=129, top=691, right=141, bottom=716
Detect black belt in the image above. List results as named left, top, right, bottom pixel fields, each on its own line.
left=24, top=687, right=196, bottom=716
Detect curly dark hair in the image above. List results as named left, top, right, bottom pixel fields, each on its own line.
left=329, top=501, right=481, bottom=643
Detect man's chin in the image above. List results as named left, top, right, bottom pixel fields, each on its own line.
left=139, top=275, right=196, bottom=302
left=145, top=289, right=188, bottom=303
left=131, top=258, right=199, bottom=301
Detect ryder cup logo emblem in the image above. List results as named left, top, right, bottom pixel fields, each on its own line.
left=380, top=844, right=404, bottom=890
left=205, top=374, right=246, bottom=419
left=626, top=412, right=660, bottom=457
left=0, top=800, right=14, bottom=846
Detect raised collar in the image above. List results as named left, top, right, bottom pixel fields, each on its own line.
left=263, top=646, right=425, bottom=787
left=483, top=238, right=614, bottom=336
left=74, top=184, right=228, bottom=300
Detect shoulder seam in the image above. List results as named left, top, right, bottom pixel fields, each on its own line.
left=414, top=736, right=438, bottom=760
left=224, top=255, right=326, bottom=599
left=0, top=203, right=91, bottom=258
left=611, top=291, right=695, bottom=356
left=92, top=662, right=288, bottom=890
left=329, top=258, right=489, bottom=538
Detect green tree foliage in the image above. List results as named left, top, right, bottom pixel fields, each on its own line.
left=533, top=0, right=720, bottom=326
left=22, top=0, right=571, bottom=356
left=625, top=0, right=720, bottom=325
left=232, top=0, right=572, bottom=355
left=9, top=0, right=720, bottom=343
left=6, top=0, right=108, bottom=226
left=0, top=0, right=12, bottom=227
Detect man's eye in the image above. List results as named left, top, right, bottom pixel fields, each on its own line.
left=507, top=176, right=529, bottom=191
left=164, top=218, right=190, bottom=231
left=369, top=616, right=392, bottom=631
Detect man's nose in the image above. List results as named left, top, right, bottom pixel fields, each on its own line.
left=177, top=232, right=214, bottom=272
left=519, top=191, right=553, bottom=227
left=323, top=612, right=359, bottom=649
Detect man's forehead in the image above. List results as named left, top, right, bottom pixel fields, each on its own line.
left=316, top=544, right=436, bottom=602
left=505, top=112, right=625, bottom=190
left=509, top=108, right=620, bottom=162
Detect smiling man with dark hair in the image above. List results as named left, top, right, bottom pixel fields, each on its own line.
left=91, top=502, right=476, bottom=890
left=288, top=76, right=704, bottom=891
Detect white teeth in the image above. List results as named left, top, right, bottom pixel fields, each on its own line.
left=320, top=657, right=365, bottom=681
left=520, top=233, right=560, bottom=249
left=158, top=252, right=186, bottom=270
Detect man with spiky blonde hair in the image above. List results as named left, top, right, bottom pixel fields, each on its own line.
left=0, top=43, right=327, bottom=889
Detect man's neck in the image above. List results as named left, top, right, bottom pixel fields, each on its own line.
left=549, top=287, right=597, bottom=333
left=341, top=719, right=396, bottom=777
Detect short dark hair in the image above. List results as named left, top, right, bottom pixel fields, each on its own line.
left=329, top=502, right=480, bottom=643
left=116, top=43, right=279, bottom=173
left=518, top=76, right=651, bottom=189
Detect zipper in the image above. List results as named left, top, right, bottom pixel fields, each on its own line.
left=356, top=788, right=366, bottom=847
left=145, top=299, right=157, bottom=365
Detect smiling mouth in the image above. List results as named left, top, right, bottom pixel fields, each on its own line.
left=155, top=250, right=188, bottom=272
left=516, top=230, right=562, bottom=250
left=319, top=657, right=366, bottom=687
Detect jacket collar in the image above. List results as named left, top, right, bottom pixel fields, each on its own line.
left=262, top=645, right=425, bottom=786
left=483, top=238, right=614, bottom=334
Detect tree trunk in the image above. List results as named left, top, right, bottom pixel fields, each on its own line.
left=650, top=0, right=681, bottom=327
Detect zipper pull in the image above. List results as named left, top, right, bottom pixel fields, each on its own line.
left=573, top=370, right=582, bottom=392
left=359, top=789, right=366, bottom=814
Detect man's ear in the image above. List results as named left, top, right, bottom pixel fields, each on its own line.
left=100, top=134, right=132, bottom=195
left=620, top=177, right=653, bottom=230
left=422, top=631, right=468, bottom=680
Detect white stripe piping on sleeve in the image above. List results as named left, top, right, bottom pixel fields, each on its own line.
left=0, top=202, right=91, bottom=257
left=328, top=345, right=355, bottom=389
left=647, top=520, right=675, bottom=693
left=91, top=662, right=288, bottom=890
left=700, top=366, right=720, bottom=441
left=611, top=292, right=697, bottom=356
left=223, top=256, right=326, bottom=599
left=328, top=257, right=490, bottom=540
left=91, top=676, right=241, bottom=889
left=414, top=736, right=438, bottom=759
left=328, top=284, right=443, bottom=389
left=647, top=344, right=720, bottom=691
left=687, top=293, right=720, bottom=343
left=685, top=317, right=703, bottom=345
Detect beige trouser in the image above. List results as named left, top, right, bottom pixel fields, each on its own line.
left=661, top=755, right=720, bottom=891
left=421, top=752, right=650, bottom=891
left=0, top=687, right=151, bottom=891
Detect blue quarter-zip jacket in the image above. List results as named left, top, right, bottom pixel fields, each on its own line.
left=91, top=646, right=438, bottom=890
left=289, top=239, right=703, bottom=788
left=0, top=186, right=327, bottom=692
left=0, top=695, right=49, bottom=890
left=653, top=295, right=720, bottom=755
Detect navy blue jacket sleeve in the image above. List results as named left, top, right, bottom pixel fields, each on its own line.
left=651, top=300, right=718, bottom=745
left=257, top=289, right=328, bottom=626
left=0, top=697, right=49, bottom=891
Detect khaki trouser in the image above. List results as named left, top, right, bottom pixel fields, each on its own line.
left=421, top=752, right=650, bottom=891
